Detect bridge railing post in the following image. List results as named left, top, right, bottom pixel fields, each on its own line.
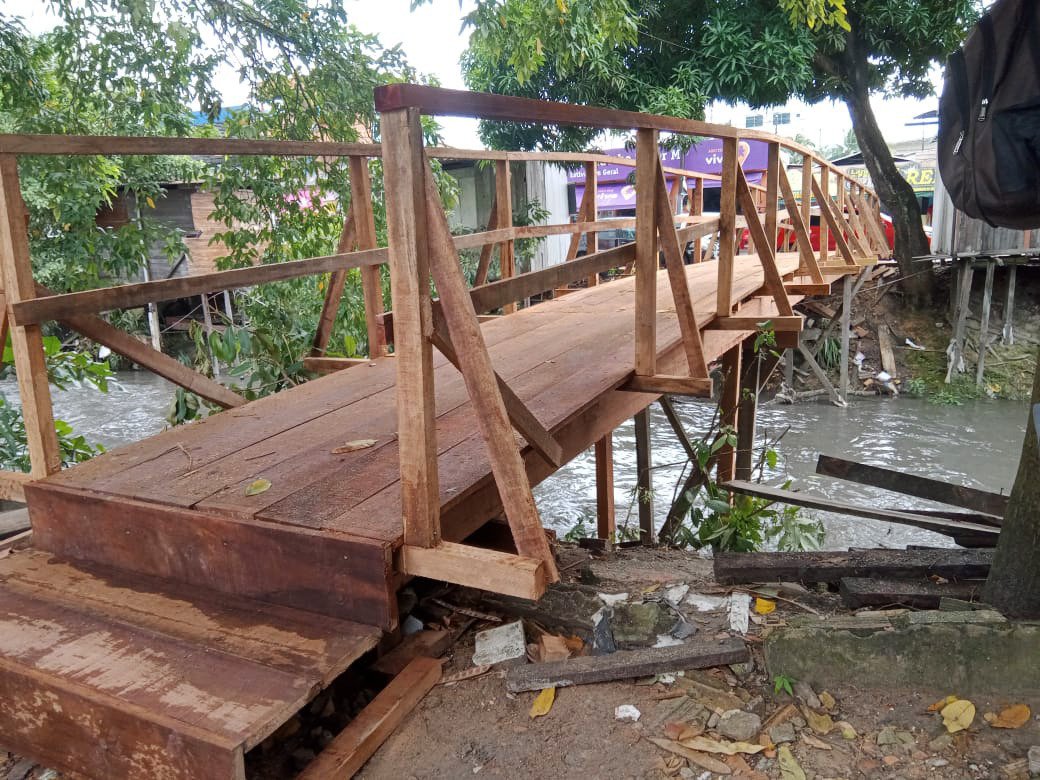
left=380, top=107, right=442, bottom=549
left=717, top=137, right=738, bottom=316
left=634, top=127, right=659, bottom=376
left=0, top=155, right=61, bottom=479
left=494, top=160, right=516, bottom=313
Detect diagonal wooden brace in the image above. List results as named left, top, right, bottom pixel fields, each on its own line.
left=810, top=174, right=857, bottom=267
left=652, top=157, right=710, bottom=379
left=734, top=168, right=794, bottom=316
left=429, top=305, right=563, bottom=467
left=420, top=156, right=559, bottom=581
left=777, top=164, right=824, bottom=284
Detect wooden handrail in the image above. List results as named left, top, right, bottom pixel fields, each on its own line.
left=12, top=247, right=387, bottom=325
left=374, top=84, right=872, bottom=190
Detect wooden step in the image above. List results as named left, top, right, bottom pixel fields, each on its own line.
left=0, top=550, right=382, bottom=779
left=24, top=482, right=398, bottom=630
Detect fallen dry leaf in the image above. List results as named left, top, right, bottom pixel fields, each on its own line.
left=663, top=721, right=704, bottom=741
left=244, top=477, right=271, bottom=496
left=928, top=694, right=958, bottom=712
left=680, top=736, right=765, bottom=756
left=778, top=744, right=807, bottom=780
left=803, top=707, right=835, bottom=735
left=941, top=699, right=976, bottom=733
left=331, top=438, right=377, bottom=454
left=801, top=732, right=833, bottom=751
left=819, top=691, right=836, bottom=711
left=988, top=704, right=1031, bottom=729
left=754, top=597, right=776, bottom=615
left=647, top=738, right=732, bottom=775
left=529, top=687, right=555, bottom=718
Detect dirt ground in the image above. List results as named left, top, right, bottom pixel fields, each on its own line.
left=356, top=546, right=1039, bottom=780
left=2, top=545, right=1038, bottom=779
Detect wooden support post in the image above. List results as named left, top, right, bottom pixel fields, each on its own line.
left=691, top=177, right=704, bottom=216
left=783, top=347, right=794, bottom=388
left=0, top=156, right=60, bottom=477
left=634, top=407, right=654, bottom=546
left=311, top=216, right=356, bottom=356
left=717, top=138, right=739, bottom=315
left=801, top=157, right=812, bottom=237
left=1002, top=264, right=1016, bottom=345
left=716, top=345, right=741, bottom=484
left=381, top=108, right=440, bottom=549
left=976, top=260, right=995, bottom=387
left=765, top=142, right=780, bottom=251
left=584, top=161, right=599, bottom=287
left=635, top=128, right=659, bottom=376
left=819, top=168, right=830, bottom=265
left=474, top=196, right=497, bottom=286
left=495, top=160, right=516, bottom=314
left=200, top=293, right=220, bottom=377
left=350, top=155, right=387, bottom=357
left=735, top=348, right=757, bottom=482
left=653, top=158, right=709, bottom=378
left=595, top=434, right=615, bottom=544
left=947, top=258, right=973, bottom=383
left=422, top=162, right=558, bottom=579
left=840, top=274, right=852, bottom=397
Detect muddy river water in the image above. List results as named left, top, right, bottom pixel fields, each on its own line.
left=11, top=372, right=1025, bottom=551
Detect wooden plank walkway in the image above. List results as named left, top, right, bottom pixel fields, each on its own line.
left=28, top=255, right=805, bottom=629
left=0, top=550, right=381, bottom=779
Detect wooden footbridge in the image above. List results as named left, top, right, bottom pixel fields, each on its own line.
left=0, top=86, right=883, bottom=778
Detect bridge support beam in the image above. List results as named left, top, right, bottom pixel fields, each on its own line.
left=634, top=408, right=654, bottom=546
left=595, top=434, right=615, bottom=545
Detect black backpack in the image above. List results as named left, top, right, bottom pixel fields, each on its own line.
left=938, top=0, right=1040, bottom=230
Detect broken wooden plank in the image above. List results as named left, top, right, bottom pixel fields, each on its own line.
left=723, top=480, right=999, bottom=538
left=714, top=548, right=993, bottom=585
left=839, top=577, right=983, bottom=610
left=371, top=630, right=454, bottom=676
left=877, top=324, right=897, bottom=376
left=815, top=454, right=1007, bottom=520
left=298, top=656, right=442, bottom=780
left=506, top=638, right=748, bottom=693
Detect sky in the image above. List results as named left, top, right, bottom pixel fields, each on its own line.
left=10, top=0, right=942, bottom=153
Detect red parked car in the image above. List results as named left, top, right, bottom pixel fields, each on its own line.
left=739, top=210, right=899, bottom=253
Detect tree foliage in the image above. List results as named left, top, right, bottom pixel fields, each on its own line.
left=457, top=0, right=979, bottom=294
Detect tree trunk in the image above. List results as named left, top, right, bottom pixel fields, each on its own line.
left=982, top=350, right=1040, bottom=617
left=835, top=40, right=934, bottom=304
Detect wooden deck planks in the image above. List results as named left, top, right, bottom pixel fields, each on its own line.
left=36, top=256, right=802, bottom=553
left=0, top=551, right=381, bottom=780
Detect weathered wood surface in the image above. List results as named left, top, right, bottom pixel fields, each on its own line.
left=26, top=482, right=398, bottom=629
left=839, top=577, right=983, bottom=610
left=714, top=549, right=994, bottom=585
left=0, top=551, right=380, bottom=780
left=724, top=480, right=1000, bottom=537
left=297, top=656, right=441, bottom=780
left=505, top=638, right=748, bottom=692
left=815, top=454, right=1007, bottom=520
left=43, top=256, right=803, bottom=556
left=402, top=541, right=547, bottom=600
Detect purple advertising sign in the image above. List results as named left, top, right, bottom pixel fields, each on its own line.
left=576, top=171, right=764, bottom=211
left=567, top=139, right=769, bottom=185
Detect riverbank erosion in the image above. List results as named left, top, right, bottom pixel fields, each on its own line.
left=784, top=262, right=1040, bottom=404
